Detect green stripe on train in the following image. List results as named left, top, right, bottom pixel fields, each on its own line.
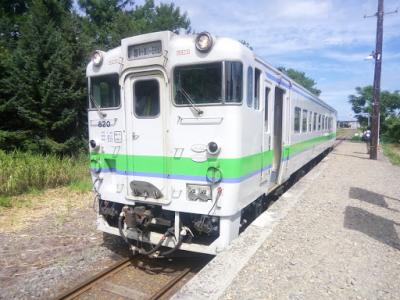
left=90, top=150, right=274, bottom=178
left=90, top=133, right=335, bottom=178
left=283, top=132, right=336, bottom=159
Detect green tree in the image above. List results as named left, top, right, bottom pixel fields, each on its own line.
left=384, top=116, right=400, bottom=142
left=348, top=86, right=400, bottom=141
left=132, top=0, right=191, bottom=34
left=0, top=0, right=191, bottom=155
left=0, top=0, right=86, bottom=154
left=0, top=1, right=31, bottom=104
left=348, top=86, right=400, bottom=124
left=278, top=67, right=321, bottom=96
left=78, top=0, right=191, bottom=50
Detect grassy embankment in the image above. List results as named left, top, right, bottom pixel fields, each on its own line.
left=382, top=143, right=400, bottom=166
left=0, top=150, right=91, bottom=208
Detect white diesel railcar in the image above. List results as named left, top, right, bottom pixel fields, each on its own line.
left=87, top=31, right=336, bottom=255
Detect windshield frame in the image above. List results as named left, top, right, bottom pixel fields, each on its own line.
left=172, top=60, right=243, bottom=107
left=88, top=73, right=122, bottom=111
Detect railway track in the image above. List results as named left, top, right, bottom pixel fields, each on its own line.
left=57, top=137, right=345, bottom=300
left=57, top=255, right=211, bottom=300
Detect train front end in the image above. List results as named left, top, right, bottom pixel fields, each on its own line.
left=87, top=31, right=250, bottom=255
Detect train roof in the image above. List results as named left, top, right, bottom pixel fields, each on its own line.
left=87, top=30, right=337, bottom=114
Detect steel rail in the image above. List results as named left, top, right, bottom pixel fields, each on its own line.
left=57, top=257, right=132, bottom=300
left=147, top=267, right=191, bottom=300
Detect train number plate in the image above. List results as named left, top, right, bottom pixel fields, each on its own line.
left=89, top=119, right=117, bottom=127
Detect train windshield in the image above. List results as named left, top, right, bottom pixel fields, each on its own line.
left=174, top=61, right=242, bottom=105
left=89, top=74, right=120, bottom=108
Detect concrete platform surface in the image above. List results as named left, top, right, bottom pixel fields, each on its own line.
left=173, top=141, right=400, bottom=300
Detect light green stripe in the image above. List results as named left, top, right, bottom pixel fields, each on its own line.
left=90, top=150, right=273, bottom=179
left=90, top=133, right=335, bottom=178
left=284, top=132, right=336, bottom=158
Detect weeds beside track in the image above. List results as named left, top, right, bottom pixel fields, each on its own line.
left=0, top=150, right=90, bottom=198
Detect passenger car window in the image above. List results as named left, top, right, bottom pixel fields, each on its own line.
left=247, top=66, right=253, bottom=107
left=134, top=80, right=160, bottom=117
left=302, top=109, right=308, bottom=132
left=313, top=113, right=317, bottom=131
left=294, top=107, right=301, bottom=133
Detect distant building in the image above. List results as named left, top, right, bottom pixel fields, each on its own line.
left=337, top=120, right=360, bottom=129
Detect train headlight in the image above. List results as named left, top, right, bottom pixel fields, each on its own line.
left=89, top=139, right=100, bottom=151
left=89, top=139, right=96, bottom=148
left=195, top=32, right=213, bottom=53
left=186, top=184, right=212, bottom=201
left=207, top=141, right=220, bottom=155
left=92, top=50, right=103, bottom=67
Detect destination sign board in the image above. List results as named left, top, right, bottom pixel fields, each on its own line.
left=128, top=41, right=162, bottom=60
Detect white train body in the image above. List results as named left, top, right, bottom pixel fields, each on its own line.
left=87, top=31, right=336, bottom=255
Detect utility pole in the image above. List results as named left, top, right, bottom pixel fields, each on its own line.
left=369, top=0, right=384, bottom=160
left=365, top=2, right=397, bottom=159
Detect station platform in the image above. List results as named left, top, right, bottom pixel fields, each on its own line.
left=173, top=141, right=400, bottom=299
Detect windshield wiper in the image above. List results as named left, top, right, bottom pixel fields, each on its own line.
left=178, top=87, right=203, bottom=115
left=89, top=94, right=107, bottom=118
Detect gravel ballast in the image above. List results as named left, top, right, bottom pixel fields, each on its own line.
left=0, top=191, right=130, bottom=300
left=176, top=141, right=400, bottom=299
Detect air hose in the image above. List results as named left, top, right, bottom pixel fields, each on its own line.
left=158, top=234, right=183, bottom=257
left=118, top=214, right=129, bottom=244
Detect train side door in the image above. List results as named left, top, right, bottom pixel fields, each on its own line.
left=124, top=72, right=167, bottom=202
left=261, top=82, right=272, bottom=184
left=271, top=87, right=285, bottom=184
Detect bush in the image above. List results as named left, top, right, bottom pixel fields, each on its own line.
left=0, top=150, right=90, bottom=196
left=382, top=116, right=400, bottom=143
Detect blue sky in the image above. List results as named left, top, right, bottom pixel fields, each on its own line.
left=151, top=0, right=400, bottom=120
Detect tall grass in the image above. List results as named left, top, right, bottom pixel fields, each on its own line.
left=382, top=143, right=400, bottom=166
left=0, top=150, right=90, bottom=196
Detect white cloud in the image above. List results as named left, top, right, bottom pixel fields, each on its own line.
left=150, top=0, right=400, bottom=119
left=278, top=0, right=332, bottom=18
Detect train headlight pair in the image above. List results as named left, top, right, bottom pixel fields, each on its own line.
left=195, top=32, right=213, bottom=53
left=187, top=184, right=212, bottom=202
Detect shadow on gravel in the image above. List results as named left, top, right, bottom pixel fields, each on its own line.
left=331, top=152, right=370, bottom=160
left=102, top=232, right=131, bottom=258
left=349, top=187, right=388, bottom=208
left=349, top=187, right=399, bottom=213
left=344, top=206, right=400, bottom=250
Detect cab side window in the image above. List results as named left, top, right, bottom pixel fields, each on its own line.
left=264, top=87, right=270, bottom=131
left=254, top=68, right=261, bottom=110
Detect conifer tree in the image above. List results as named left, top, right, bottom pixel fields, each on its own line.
left=0, top=0, right=86, bottom=154
left=0, top=0, right=191, bottom=155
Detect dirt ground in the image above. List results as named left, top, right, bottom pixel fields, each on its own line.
left=0, top=188, right=130, bottom=300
